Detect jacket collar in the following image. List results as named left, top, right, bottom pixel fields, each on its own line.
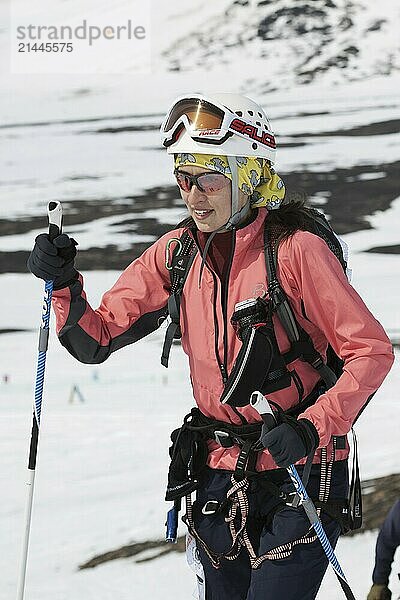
left=233, top=208, right=267, bottom=255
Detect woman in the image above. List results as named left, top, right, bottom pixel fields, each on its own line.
left=28, top=93, right=394, bottom=600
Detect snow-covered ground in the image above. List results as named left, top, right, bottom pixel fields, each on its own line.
left=1, top=72, right=399, bottom=255
left=0, top=201, right=398, bottom=599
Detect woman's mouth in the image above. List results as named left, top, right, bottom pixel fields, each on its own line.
left=193, top=209, right=214, bottom=220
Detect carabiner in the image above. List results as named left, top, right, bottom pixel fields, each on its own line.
left=165, top=238, right=183, bottom=270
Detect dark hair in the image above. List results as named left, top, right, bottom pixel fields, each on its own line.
left=264, top=194, right=316, bottom=244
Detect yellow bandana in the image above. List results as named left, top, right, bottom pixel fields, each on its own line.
left=174, top=153, right=285, bottom=210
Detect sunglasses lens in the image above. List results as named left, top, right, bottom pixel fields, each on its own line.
left=198, top=173, right=227, bottom=193
left=175, top=171, right=192, bottom=192
left=175, top=170, right=228, bottom=194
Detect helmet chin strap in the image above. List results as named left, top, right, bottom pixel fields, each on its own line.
left=197, top=156, right=251, bottom=286
left=224, top=155, right=251, bottom=230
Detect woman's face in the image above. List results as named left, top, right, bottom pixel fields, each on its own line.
left=176, top=165, right=248, bottom=233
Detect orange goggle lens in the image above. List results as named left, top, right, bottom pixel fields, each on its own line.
left=163, top=98, right=226, bottom=133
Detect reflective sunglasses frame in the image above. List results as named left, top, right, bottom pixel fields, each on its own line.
left=174, top=168, right=229, bottom=194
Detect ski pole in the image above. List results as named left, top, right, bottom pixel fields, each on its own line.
left=16, top=201, right=63, bottom=600
left=250, top=391, right=356, bottom=600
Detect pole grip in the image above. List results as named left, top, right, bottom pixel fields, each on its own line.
left=250, top=391, right=276, bottom=432
left=47, top=201, right=63, bottom=241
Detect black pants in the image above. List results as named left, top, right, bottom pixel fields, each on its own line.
left=189, top=461, right=348, bottom=600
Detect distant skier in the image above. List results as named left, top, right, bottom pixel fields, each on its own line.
left=27, top=93, right=394, bottom=599
left=68, top=383, right=85, bottom=404
left=367, top=500, right=400, bottom=600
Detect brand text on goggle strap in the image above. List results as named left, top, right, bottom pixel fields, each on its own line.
left=16, top=20, right=146, bottom=46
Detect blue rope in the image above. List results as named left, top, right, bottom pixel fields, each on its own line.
left=34, top=280, right=53, bottom=426
left=287, top=464, right=347, bottom=582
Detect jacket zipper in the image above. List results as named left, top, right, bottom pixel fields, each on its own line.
left=220, top=232, right=247, bottom=424
left=222, top=230, right=236, bottom=373
left=210, top=270, right=227, bottom=384
left=193, top=229, right=247, bottom=428
left=191, top=231, right=227, bottom=385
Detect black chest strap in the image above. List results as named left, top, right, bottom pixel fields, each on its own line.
left=161, top=232, right=197, bottom=367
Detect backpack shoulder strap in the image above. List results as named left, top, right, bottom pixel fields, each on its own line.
left=306, top=208, right=348, bottom=273
left=161, top=230, right=197, bottom=368
left=263, top=217, right=338, bottom=389
left=264, top=222, right=300, bottom=344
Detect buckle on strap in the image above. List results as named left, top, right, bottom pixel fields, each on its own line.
left=281, top=491, right=302, bottom=508
left=214, top=430, right=234, bottom=448
left=202, top=500, right=220, bottom=515
left=310, top=357, right=337, bottom=389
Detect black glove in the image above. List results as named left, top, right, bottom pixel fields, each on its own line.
left=262, top=418, right=319, bottom=468
left=367, top=583, right=392, bottom=600
left=27, top=233, right=78, bottom=290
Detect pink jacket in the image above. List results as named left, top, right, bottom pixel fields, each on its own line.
left=52, top=209, right=394, bottom=471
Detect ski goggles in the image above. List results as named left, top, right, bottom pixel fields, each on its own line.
left=161, top=94, right=276, bottom=150
left=174, top=168, right=229, bottom=194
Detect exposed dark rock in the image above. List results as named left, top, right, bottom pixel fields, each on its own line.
left=66, top=175, right=102, bottom=181
left=161, top=0, right=396, bottom=84
left=365, top=244, right=400, bottom=254
left=347, top=472, right=400, bottom=536
left=284, top=161, right=400, bottom=235
left=2, top=160, right=399, bottom=273
left=0, top=328, right=32, bottom=335
left=366, top=19, right=386, bottom=32
left=92, top=124, right=160, bottom=134
left=258, top=4, right=328, bottom=39
left=79, top=537, right=186, bottom=569
left=343, top=45, right=359, bottom=56
left=299, top=43, right=360, bottom=79
left=288, top=119, right=400, bottom=137
left=339, top=16, right=353, bottom=31
left=0, top=113, right=163, bottom=131
left=0, top=187, right=182, bottom=238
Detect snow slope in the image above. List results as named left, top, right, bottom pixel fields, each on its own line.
left=159, top=0, right=400, bottom=88
left=0, top=196, right=399, bottom=599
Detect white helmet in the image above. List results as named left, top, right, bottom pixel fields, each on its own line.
left=161, top=92, right=276, bottom=163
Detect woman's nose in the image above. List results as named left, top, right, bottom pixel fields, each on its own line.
left=188, top=183, right=205, bottom=200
